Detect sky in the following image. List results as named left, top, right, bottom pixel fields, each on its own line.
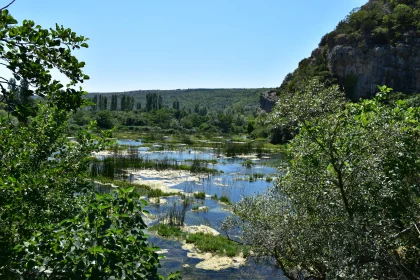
left=6, top=0, right=367, bottom=92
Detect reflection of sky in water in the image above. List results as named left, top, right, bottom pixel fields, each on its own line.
left=137, top=149, right=216, bottom=161
left=116, top=139, right=142, bottom=146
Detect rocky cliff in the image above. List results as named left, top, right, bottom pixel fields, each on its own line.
left=269, top=0, right=420, bottom=103
left=259, top=89, right=278, bottom=113
left=329, top=31, right=420, bottom=100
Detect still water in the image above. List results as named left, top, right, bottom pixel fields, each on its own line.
left=113, top=140, right=287, bottom=279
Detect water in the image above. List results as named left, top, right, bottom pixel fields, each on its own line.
left=98, top=139, right=286, bottom=279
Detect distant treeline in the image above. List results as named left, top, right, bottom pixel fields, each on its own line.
left=85, top=88, right=267, bottom=115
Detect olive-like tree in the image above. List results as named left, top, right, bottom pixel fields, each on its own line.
left=224, top=80, right=420, bottom=279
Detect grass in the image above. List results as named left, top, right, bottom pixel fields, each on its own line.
left=193, top=191, right=206, bottom=200
left=186, top=233, right=249, bottom=257
left=191, top=205, right=209, bottom=212
left=219, top=195, right=232, bottom=205
left=94, top=177, right=180, bottom=197
left=149, top=223, right=248, bottom=257
left=185, top=159, right=218, bottom=165
left=242, top=159, right=253, bottom=168
left=149, top=223, right=183, bottom=238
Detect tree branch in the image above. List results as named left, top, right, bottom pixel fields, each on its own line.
left=0, top=0, right=16, bottom=11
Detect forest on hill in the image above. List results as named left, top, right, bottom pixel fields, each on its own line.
left=86, top=88, right=266, bottom=115
left=68, top=88, right=276, bottom=142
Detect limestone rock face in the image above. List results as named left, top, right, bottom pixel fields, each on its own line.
left=328, top=32, right=420, bottom=100
left=259, top=89, right=278, bottom=113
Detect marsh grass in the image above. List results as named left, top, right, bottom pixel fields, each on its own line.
left=94, top=177, right=180, bottom=197
left=219, top=195, right=232, bottom=205
left=149, top=224, right=248, bottom=257
left=193, top=191, right=206, bottom=200
left=149, top=223, right=183, bottom=238
left=90, top=148, right=219, bottom=180
left=186, top=233, right=249, bottom=257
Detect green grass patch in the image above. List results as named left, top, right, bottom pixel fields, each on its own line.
left=185, top=159, right=218, bottom=165
left=149, top=224, right=183, bottom=238
left=219, top=195, right=232, bottom=205
left=193, top=192, right=206, bottom=200
left=185, top=233, right=248, bottom=257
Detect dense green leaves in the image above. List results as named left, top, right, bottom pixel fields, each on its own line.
left=12, top=188, right=165, bottom=279
left=0, top=10, right=89, bottom=120
left=0, top=10, right=179, bottom=280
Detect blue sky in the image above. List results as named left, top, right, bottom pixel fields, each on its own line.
left=7, top=0, right=367, bottom=92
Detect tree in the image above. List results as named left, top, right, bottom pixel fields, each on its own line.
left=96, top=110, right=114, bottom=129
left=91, top=95, right=98, bottom=111
left=224, top=80, right=420, bottom=279
left=0, top=10, right=177, bottom=279
left=0, top=10, right=90, bottom=121
left=110, top=94, right=118, bottom=111
left=173, top=100, right=180, bottom=110
left=146, top=93, right=162, bottom=111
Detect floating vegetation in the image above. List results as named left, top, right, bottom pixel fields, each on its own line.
left=242, top=159, right=254, bottom=168
left=185, top=233, right=248, bottom=258
left=193, top=191, right=206, bottom=200
left=150, top=224, right=248, bottom=258
left=149, top=223, right=183, bottom=238
left=219, top=196, right=232, bottom=205
left=185, top=159, right=218, bottom=165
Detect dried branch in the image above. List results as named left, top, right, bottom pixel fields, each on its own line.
left=0, top=0, right=16, bottom=11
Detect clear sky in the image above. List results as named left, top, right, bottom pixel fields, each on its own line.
left=6, top=0, right=367, bottom=92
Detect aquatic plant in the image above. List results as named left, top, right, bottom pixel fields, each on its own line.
left=193, top=192, right=206, bottom=200
left=185, top=233, right=249, bottom=257
left=219, top=196, right=232, bottom=205
left=149, top=224, right=183, bottom=238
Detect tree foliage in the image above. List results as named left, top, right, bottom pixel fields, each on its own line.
left=0, top=10, right=178, bottom=280
left=0, top=10, right=89, bottom=121
left=225, top=80, right=420, bottom=279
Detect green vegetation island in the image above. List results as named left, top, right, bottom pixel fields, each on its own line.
left=0, top=0, right=419, bottom=279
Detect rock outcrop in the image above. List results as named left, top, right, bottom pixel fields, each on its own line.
left=329, top=31, right=420, bottom=100
left=259, top=89, right=278, bottom=113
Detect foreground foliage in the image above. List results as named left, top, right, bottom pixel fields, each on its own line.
left=0, top=10, right=179, bottom=279
left=224, top=81, right=420, bottom=279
